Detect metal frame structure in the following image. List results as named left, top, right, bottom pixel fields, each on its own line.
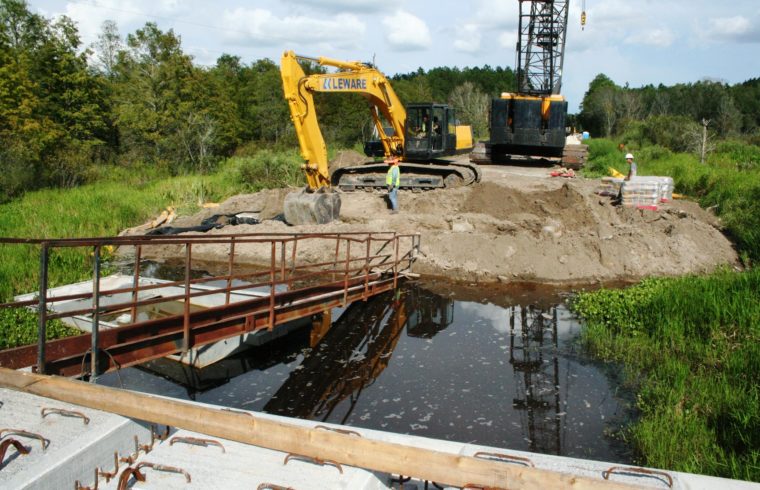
left=517, top=0, right=570, bottom=95
left=0, top=232, right=420, bottom=378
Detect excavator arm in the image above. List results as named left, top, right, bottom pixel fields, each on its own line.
left=280, top=50, right=416, bottom=225
left=280, top=52, right=329, bottom=190
left=281, top=50, right=407, bottom=191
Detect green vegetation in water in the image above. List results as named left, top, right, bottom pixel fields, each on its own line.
left=572, top=268, right=760, bottom=481
left=584, top=138, right=760, bottom=264
left=0, top=308, right=80, bottom=351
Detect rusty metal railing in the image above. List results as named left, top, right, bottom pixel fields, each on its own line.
left=0, top=232, right=420, bottom=378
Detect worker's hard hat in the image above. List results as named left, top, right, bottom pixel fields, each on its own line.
left=625, top=153, right=634, bottom=159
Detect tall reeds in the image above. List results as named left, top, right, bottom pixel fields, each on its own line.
left=573, top=269, right=760, bottom=481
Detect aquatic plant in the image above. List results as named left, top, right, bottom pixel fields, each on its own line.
left=572, top=268, right=760, bottom=481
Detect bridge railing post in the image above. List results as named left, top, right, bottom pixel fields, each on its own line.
left=393, top=234, right=399, bottom=289
left=37, top=242, right=49, bottom=375
left=364, top=235, right=371, bottom=299
left=91, top=244, right=101, bottom=382
left=269, top=241, right=276, bottom=331
left=343, top=239, right=351, bottom=306
left=131, top=244, right=142, bottom=322
left=182, top=243, right=192, bottom=353
left=226, top=237, right=235, bottom=306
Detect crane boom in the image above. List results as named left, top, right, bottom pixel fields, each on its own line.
left=479, top=0, right=587, bottom=169
left=517, top=0, right=569, bottom=95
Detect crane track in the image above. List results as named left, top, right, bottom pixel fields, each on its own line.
left=469, top=142, right=587, bottom=170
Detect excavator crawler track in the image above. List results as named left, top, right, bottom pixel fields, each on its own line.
left=333, top=162, right=481, bottom=191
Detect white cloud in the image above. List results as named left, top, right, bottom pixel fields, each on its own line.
left=62, top=1, right=142, bottom=45
left=453, top=24, right=482, bottom=53
left=624, top=27, right=675, bottom=47
left=701, top=15, right=760, bottom=43
left=284, top=0, right=401, bottom=13
left=587, top=1, right=647, bottom=27
left=221, top=8, right=366, bottom=49
left=498, top=30, right=517, bottom=50
left=470, top=0, right=518, bottom=29
left=382, top=10, right=431, bottom=51
left=459, top=302, right=509, bottom=335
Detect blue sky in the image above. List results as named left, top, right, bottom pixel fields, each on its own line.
left=28, top=0, right=760, bottom=112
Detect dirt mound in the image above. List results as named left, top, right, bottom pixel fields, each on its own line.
left=166, top=189, right=290, bottom=229
left=329, top=149, right=369, bottom=175
left=462, top=181, right=594, bottom=229
left=131, top=161, right=739, bottom=285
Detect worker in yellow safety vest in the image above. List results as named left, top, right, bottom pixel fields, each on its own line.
left=386, top=157, right=400, bottom=214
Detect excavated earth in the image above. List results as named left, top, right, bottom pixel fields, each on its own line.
left=127, top=153, right=739, bottom=285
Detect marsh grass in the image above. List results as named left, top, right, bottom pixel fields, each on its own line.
left=0, top=151, right=307, bottom=348
left=573, top=269, right=760, bottom=481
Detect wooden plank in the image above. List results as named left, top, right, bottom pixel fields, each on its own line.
left=0, top=368, right=639, bottom=490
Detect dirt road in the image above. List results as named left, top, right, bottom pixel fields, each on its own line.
left=130, top=157, right=739, bottom=285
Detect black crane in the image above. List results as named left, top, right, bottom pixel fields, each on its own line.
left=480, top=0, right=587, bottom=169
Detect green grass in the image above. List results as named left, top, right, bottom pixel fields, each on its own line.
left=0, top=150, right=305, bottom=348
left=572, top=269, right=760, bottom=481
left=0, top=308, right=81, bottom=350
left=584, top=138, right=760, bottom=264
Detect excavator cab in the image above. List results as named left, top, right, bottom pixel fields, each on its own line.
left=363, top=103, right=469, bottom=161
left=403, top=104, right=458, bottom=161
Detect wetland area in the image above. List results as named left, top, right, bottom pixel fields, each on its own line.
left=99, top=277, right=635, bottom=464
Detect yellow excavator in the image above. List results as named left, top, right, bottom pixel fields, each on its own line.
left=280, top=51, right=479, bottom=225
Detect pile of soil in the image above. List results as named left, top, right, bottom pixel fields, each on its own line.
left=328, top=149, right=369, bottom=176
left=128, top=161, right=739, bottom=285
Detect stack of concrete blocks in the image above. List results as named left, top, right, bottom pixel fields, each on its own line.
left=634, top=176, right=674, bottom=202
left=600, top=176, right=675, bottom=209
left=620, top=178, right=662, bottom=209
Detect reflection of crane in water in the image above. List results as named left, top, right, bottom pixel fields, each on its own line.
left=405, top=287, right=454, bottom=339
left=509, top=305, right=562, bottom=455
left=264, top=284, right=454, bottom=422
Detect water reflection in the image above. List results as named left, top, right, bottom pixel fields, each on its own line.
left=509, top=306, right=561, bottom=454
left=99, top=281, right=631, bottom=463
left=265, top=287, right=455, bottom=422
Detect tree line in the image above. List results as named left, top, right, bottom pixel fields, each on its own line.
left=579, top=73, right=760, bottom=153
left=1, top=0, right=758, bottom=202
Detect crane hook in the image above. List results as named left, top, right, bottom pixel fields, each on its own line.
left=581, top=0, right=587, bottom=30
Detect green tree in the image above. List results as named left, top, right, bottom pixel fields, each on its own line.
left=448, top=82, right=489, bottom=138
left=0, top=0, right=109, bottom=199
left=579, top=73, right=619, bottom=137
left=237, top=58, right=293, bottom=146
left=93, top=19, right=122, bottom=78
left=113, top=23, right=210, bottom=172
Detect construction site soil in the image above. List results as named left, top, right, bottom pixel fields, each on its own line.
left=128, top=153, right=739, bottom=285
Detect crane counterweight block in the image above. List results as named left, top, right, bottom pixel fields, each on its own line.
left=284, top=189, right=342, bottom=226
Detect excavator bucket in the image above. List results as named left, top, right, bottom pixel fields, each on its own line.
left=284, top=189, right=342, bottom=225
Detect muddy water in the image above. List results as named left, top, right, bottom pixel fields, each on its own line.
left=98, top=278, right=634, bottom=464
